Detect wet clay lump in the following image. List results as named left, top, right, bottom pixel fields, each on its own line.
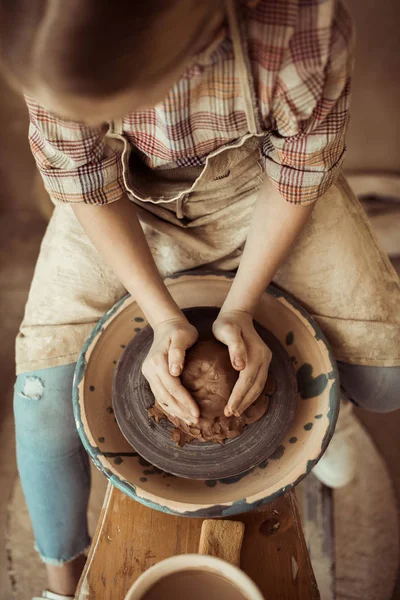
left=148, top=340, right=272, bottom=446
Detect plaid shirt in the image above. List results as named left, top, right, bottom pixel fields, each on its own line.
left=26, top=0, right=354, bottom=206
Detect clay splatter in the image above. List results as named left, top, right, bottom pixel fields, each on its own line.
left=102, top=451, right=138, bottom=458
left=315, top=414, right=323, bottom=419
left=106, top=406, right=114, bottom=414
left=98, top=437, right=105, bottom=443
left=134, top=328, right=141, bottom=333
left=135, top=317, right=144, bottom=323
left=289, top=437, right=297, bottom=444
left=304, top=423, right=313, bottom=431
left=286, top=332, right=294, bottom=345
left=296, top=364, right=328, bottom=400
left=205, top=480, right=217, bottom=488
left=219, top=469, right=255, bottom=485
left=270, top=445, right=285, bottom=460
left=114, top=457, right=123, bottom=465
left=140, top=477, right=147, bottom=483
left=89, top=385, right=95, bottom=392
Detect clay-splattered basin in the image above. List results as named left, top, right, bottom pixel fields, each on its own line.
left=73, top=272, right=339, bottom=518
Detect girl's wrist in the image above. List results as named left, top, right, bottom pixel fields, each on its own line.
left=220, top=294, right=258, bottom=317
left=125, top=276, right=185, bottom=328
left=139, top=295, right=186, bottom=328
left=144, top=305, right=185, bottom=329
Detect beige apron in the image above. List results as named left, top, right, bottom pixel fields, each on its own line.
left=16, top=0, right=400, bottom=374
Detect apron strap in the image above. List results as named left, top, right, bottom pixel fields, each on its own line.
left=108, top=118, right=124, bottom=136
left=225, top=0, right=259, bottom=135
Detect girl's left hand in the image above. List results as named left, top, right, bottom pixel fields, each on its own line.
left=212, top=309, right=272, bottom=417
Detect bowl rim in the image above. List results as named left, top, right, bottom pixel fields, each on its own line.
left=73, top=271, right=340, bottom=517
left=124, top=554, right=264, bottom=600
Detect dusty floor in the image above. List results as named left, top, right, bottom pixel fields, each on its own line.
left=1, top=21, right=400, bottom=595
left=0, top=84, right=46, bottom=598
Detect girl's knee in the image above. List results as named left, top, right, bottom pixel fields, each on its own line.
left=14, top=363, right=81, bottom=456
left=338, top=362, right=400, bottom=413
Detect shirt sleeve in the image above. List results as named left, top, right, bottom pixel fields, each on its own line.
left=262, top=0, right=355, bottom=205
left=25, top=95, right=125, bottom=205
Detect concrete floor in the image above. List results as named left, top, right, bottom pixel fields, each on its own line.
left=1, top=6, right=400, bottom=592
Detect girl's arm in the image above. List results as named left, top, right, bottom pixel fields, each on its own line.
left=223, top=177, right=313, bottom=314
left=73, top=195, right=181, bottom=326
left=73, top=196, right=200, bottom=423
left=213, top=177, right=314, bottom=416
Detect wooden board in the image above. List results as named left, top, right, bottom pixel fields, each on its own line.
left=75, top=484, right=320, bottom=600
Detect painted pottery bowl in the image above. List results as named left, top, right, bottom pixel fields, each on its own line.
left=73, top=272, right=339, bottom=518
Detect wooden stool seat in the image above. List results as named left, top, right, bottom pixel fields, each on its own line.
left=75, top=484, right=320, bottom=600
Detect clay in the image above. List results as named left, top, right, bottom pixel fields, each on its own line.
left=148, top=340, right=271, bottom=446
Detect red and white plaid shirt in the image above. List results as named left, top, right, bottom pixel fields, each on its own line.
left=26, top=0, right=354, bottom=206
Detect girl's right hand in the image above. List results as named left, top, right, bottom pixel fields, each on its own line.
left=141, top=317, right=200, bottom=424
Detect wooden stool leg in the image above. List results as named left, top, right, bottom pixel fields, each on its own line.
left=76, top=484, right=320, bottom=600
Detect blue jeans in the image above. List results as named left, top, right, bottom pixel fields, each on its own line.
left=14, top=362, right=400, bottom=564
left=14, top=365, right=91, bottom=565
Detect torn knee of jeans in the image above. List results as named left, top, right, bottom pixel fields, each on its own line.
left=19, top=376, right=44, bottom=400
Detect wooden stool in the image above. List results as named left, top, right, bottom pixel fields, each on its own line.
left=75, top=483, right=320, bottom=600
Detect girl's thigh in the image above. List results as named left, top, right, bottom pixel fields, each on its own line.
left=16, top=205, right=126, bottom=374
left=14, top=363, right=81, bottom=456
left=338, top=362, right=400, bottom=413
left=273, top=173, right=400, bottom=368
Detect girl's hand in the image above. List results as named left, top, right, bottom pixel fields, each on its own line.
left=142, top=318, right=200, bottom=424
left=212, top=310, right=272, bottom=417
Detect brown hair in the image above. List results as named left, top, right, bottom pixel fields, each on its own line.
left=0, top=0, right=173, bottom=96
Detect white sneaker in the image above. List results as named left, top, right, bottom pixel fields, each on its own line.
left=33, top=591, right=74, bottom=600
left=312, top=401, right=357, bottom=489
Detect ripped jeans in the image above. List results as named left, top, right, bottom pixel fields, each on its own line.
left=14, top=365, right=91, bottom=565
left=14, top=362, right=400, bottom=564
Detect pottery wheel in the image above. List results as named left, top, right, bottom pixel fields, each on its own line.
left=113, top=307, right=297, bottom=480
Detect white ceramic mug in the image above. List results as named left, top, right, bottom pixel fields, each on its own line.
left=124, top=554, right=265, bottom=600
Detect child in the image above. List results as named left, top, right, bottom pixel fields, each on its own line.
left=1, top=0, right=399, bottom=598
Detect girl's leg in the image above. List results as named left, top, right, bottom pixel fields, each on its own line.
left=273, top=174, right=400, bottom=368
left=271, top=175, right=400, bottom=487
left=14, top=364, right=89, bottom=596
left=15, top=204, right=126, bottom=596
left=338, top=362, right=400, bottom=413
left=313, top=363, right=400, bottom=489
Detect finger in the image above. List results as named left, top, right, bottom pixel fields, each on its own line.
left=158, top=363, right=200, bottom=420
left=148, top=376, right=184, bottom=417
left=224, top=366, right=260, bottom=417
left=168, top=330, right=195, bottom=376
left=168, top=345, right=185, bottom=376
left=213, top=323, right=247, bottom=370
left=149, top=375, right=196, bottom=426
left=235, top=362, right=269, bottom=415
